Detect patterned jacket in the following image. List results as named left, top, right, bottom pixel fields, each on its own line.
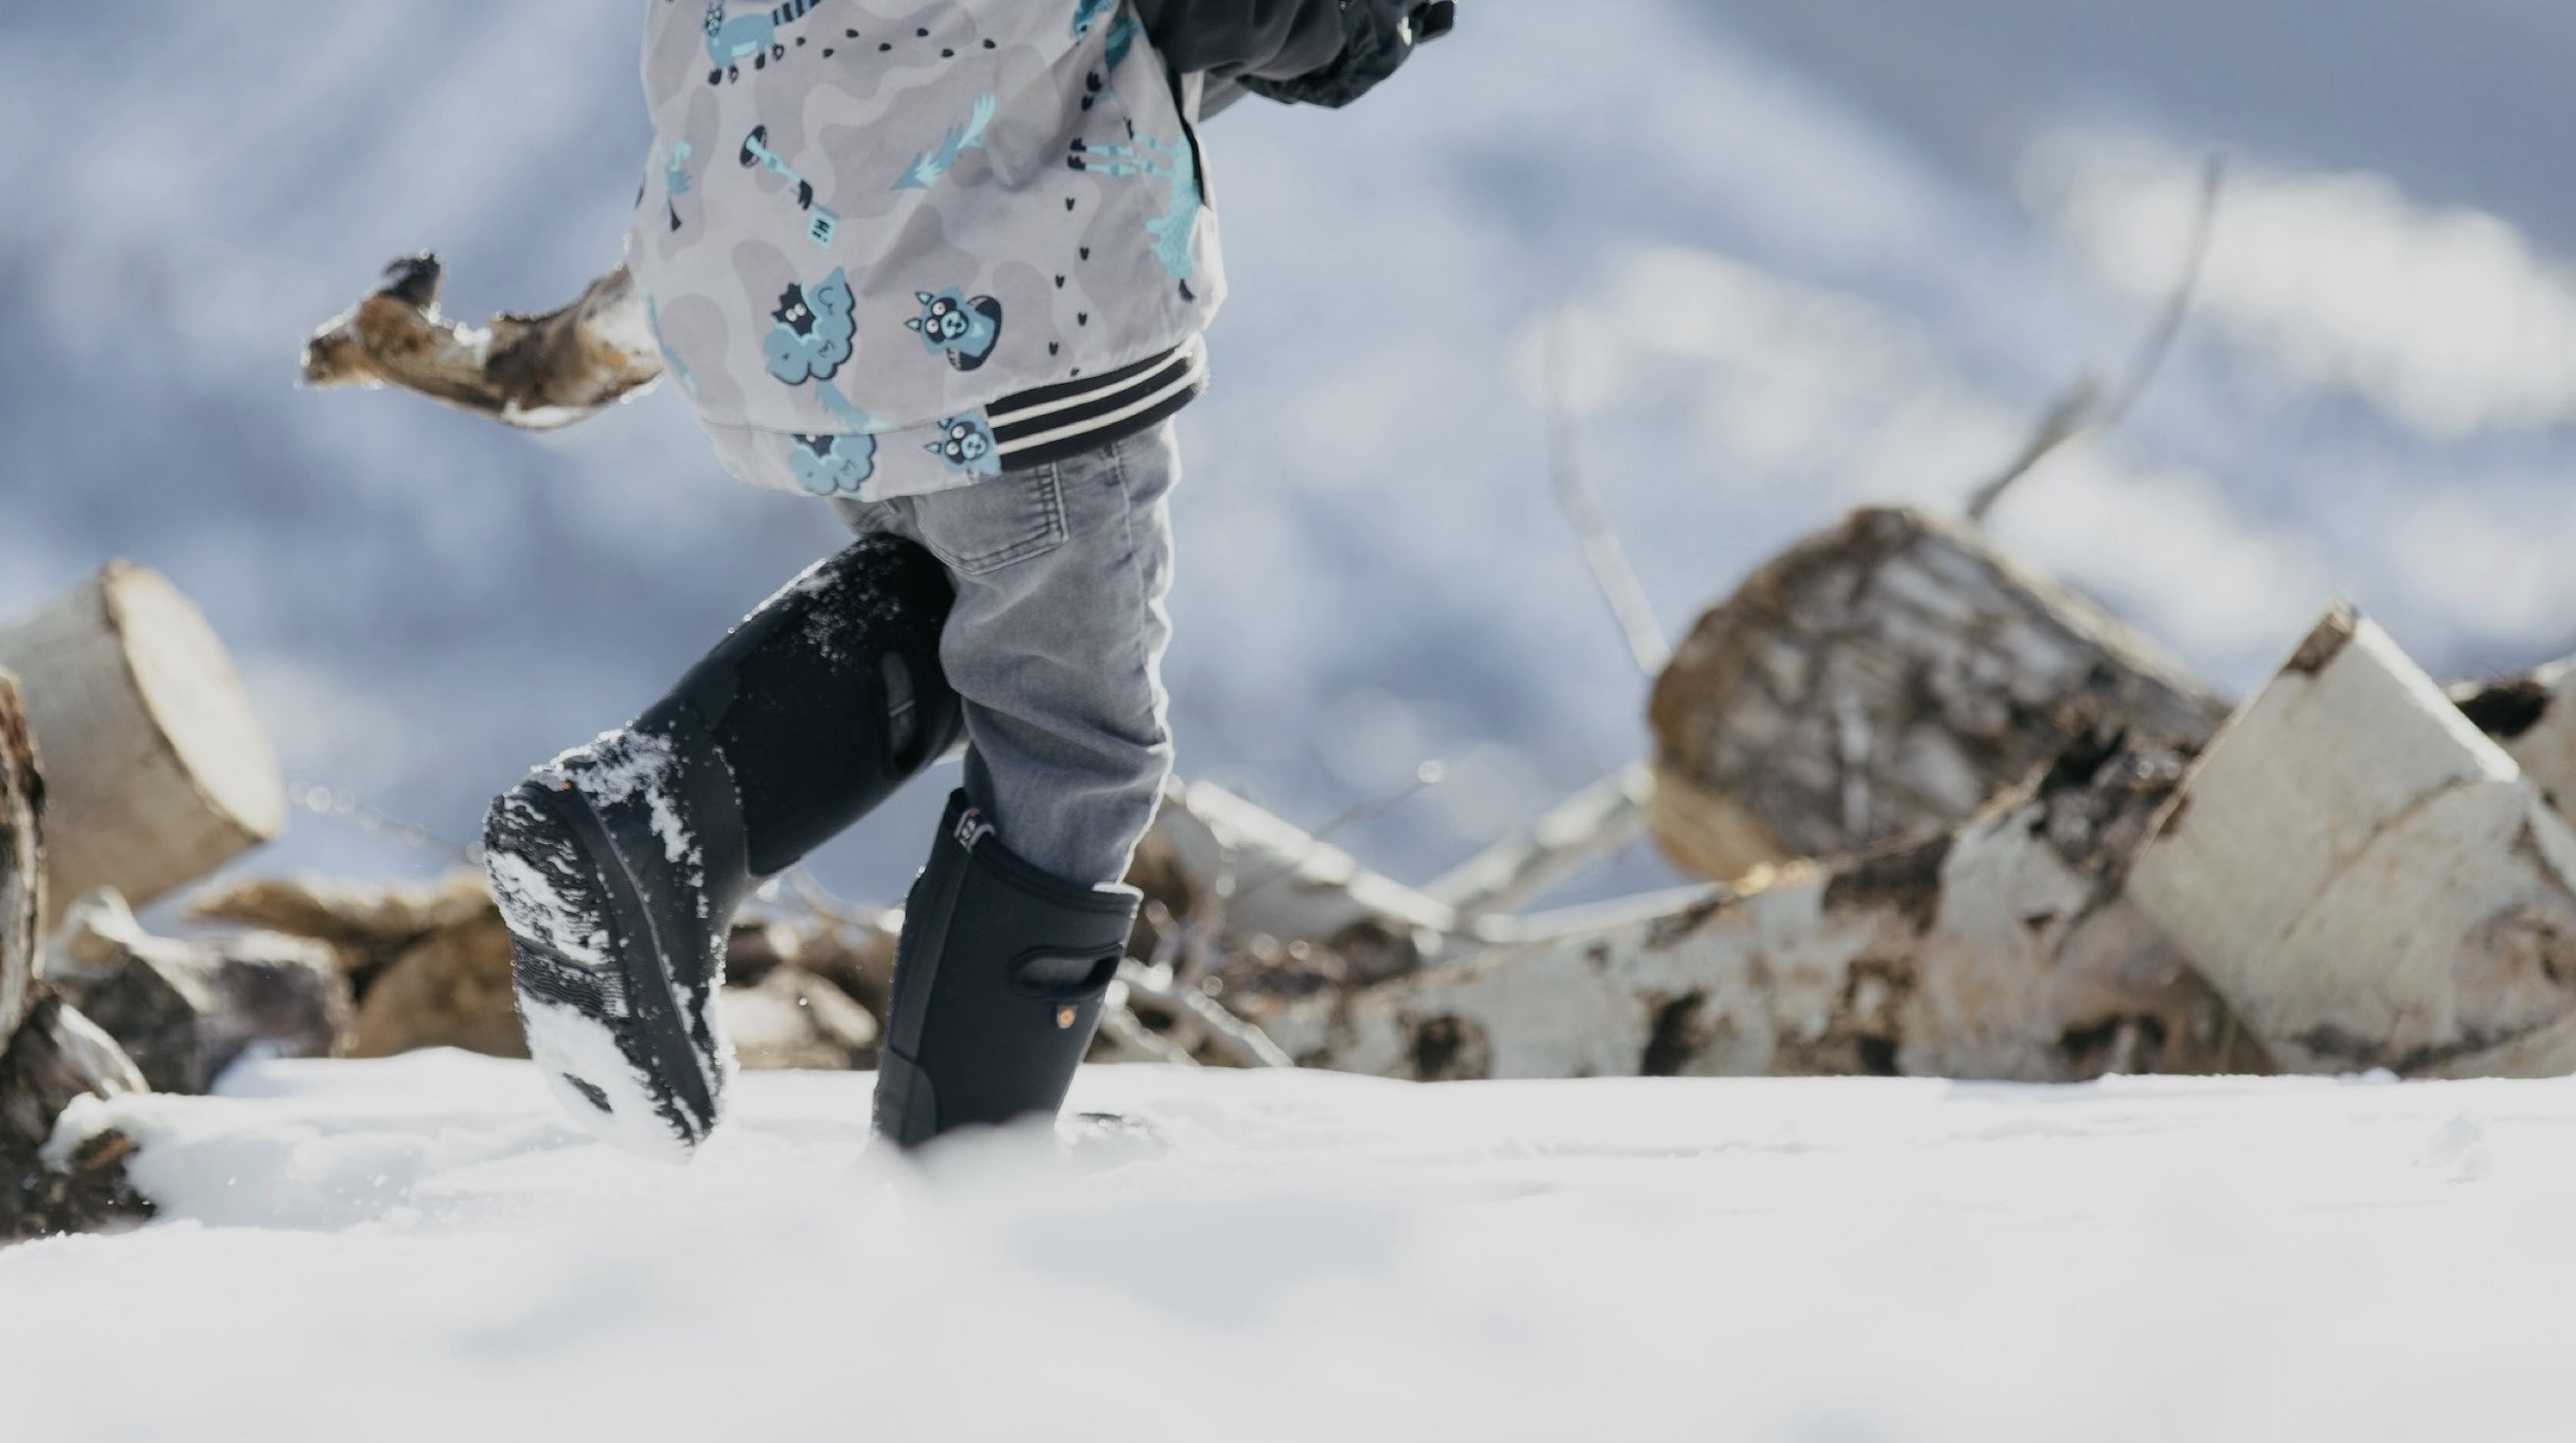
left=629, top=0, right=1375, bottom=502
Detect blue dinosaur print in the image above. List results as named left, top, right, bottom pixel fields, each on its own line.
left=1068, top=134, right=1201, bottom=280
left=789, top=432, right=876, bottom=496
left=647, top=294, right=698, bottom=400
left=925, top=414, right=1003, bottom=477
left=1072, top=0, right=1118, bottom=40
left=895, top=94, right=998, bottom=191
left=763, top=268, right=858, bottom=384
left=704, top=0, right=826, bottom=84
left=657, top=141, right=694, bottom=233
left=906, top=288, right=1005, bottom=372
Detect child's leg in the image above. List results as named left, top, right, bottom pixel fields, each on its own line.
left=842, top=422, right=1181, bottom=1146
left=844, top=421, right=1179, bottom=886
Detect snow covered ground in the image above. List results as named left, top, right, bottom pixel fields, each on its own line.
left=9, top=1053, right=2575, bottom=1440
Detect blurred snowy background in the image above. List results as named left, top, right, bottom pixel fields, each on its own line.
left=5, top=0, right=2573, bottom=906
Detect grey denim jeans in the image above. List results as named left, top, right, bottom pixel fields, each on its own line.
left=832, top=422, right=1179, bottom=887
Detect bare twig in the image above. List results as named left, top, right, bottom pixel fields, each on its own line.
left=1231, top=761, right=1446, bottom=900
left=1422, top=763, right=1653, bottom=919
left=287, top=780, right=475, bottom=864
left=1544, top=307, right=1671, bottom=676
left=1965, top=153, right=2226, bottom=526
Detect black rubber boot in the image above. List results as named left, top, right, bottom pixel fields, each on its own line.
left=486, top=536, right=964, bottom=1160
left=874, top=790, right=1141, bottom=1149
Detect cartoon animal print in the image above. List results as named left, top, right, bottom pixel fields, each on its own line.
left=739, top=126, right=837, bottom=246
left=925, top=414, right=1002, bottom=477
left=895, top=93, right=997, bottom=191
left=1067, top=134, right=1201, bottom=280
left=657, top=140, right=693, bottom=233
left=703, top=0, right=826, bottom=84
left=763, top=267, right=879, bottom=489
left=789, top=432, right=876, bottom=497
left=906, top=288, right=1005, bottom=372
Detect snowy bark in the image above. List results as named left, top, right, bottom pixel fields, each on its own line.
left=300, top=255, right=661, bottom=430
left=1262, top=735, right=2262, bottom=1082
left=1647, top=507, right=2231, bottom=881
left=47, top=890, right=351, bottom=1096
left=2454, top=655, right=2576, bottom=814
left=0, top=995, right=151, bottom=1242
left=0, top=561, right=285, bottom=929
left=0, top=672, right=41, bottom=1051
left=2129, top=607, right=2576, bottom=1077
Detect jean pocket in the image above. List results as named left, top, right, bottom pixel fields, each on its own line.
left=910, top=466, right=1070, bottom=576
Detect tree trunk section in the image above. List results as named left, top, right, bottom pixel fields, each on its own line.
left=1647, top=507, right=2231, bottom=881
left=0, top=671, right=41, bottom=1050
left=1261, top=735, right=2265, bottom=1082
left=2129, top=607, right=2576, bottom=1077
left=0, top=561, right=284, bottom=929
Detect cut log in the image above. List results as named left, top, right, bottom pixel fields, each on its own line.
left=0, top=562, right=285, bottom=928
left=2129, top=607, right=2576, bottom=1078
left=301, top=255, right=660, bottom=430
left=1, top=993, right=153, bottom=1242
left=2454, top=655, right=2576, bottom=811
left=46, top=889, right=350, bottom=1095
left=1647, top=507, right=2231, bottom=881
left=1262, top=733, right=2264, bottom=1082
left=1132, top=778, right=1482, bottom=984
left=0, top=671, right=41, bottom=1050
left=188, top=869, right=494, bottom=995
left=346, top=905, right=521, bottom=1060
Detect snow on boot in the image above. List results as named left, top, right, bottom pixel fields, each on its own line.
left=487, top=536, right=962, bottom=1160
left=874, top=790, right=1141, bottom=1149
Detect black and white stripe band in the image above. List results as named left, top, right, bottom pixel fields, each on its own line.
left=991, top=338, right=1208, bottom=470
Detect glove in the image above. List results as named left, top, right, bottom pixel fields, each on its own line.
left=1242, top=1, right=1456, bottom=109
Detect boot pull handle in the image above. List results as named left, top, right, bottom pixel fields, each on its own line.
left=1008, top=949, right=1121, bottom=1000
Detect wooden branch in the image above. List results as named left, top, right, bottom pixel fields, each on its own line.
left=300, top=255, right=661, bottom=430
left=1131, top=778, right=1481, bottom=983
left=1544, top=308, right=1670, bottom=675
left=0, top=562, right=285, bottom=928
left=1965, top=154, right=2222, bottom=525
left=2129, top=607, right=2576, bottom=1077
left=1262, top=733, right=2263, bottom=1082
left=1422, top=764, right=1652, bottom=920
left=1648, top=507, right=2231, bottom=881
left=0, top=672, right=40, bottom=1052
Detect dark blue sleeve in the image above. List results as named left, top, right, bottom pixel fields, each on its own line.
left=1130, top=0, right=1349, bottom=82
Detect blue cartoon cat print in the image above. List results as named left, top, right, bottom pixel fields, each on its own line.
left=907, top=288, right=1005, bottom=371
left=926, top=415, right=1002, bottom=477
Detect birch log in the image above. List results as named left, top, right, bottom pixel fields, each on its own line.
left=1647, top=507, right=2230, bottom=881
left=2454, top=656, right=2576, bottom=810
left=0, top=562, right=285, bottom=928
left=0, top=672, right=40, bottom=1049
left=2129, top=607, right=2576, bottom=1077
left=1262, top=735, right=2263, bottom=1082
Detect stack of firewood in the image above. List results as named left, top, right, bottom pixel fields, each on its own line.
left=13, top=505, right=2576, bottom=1241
